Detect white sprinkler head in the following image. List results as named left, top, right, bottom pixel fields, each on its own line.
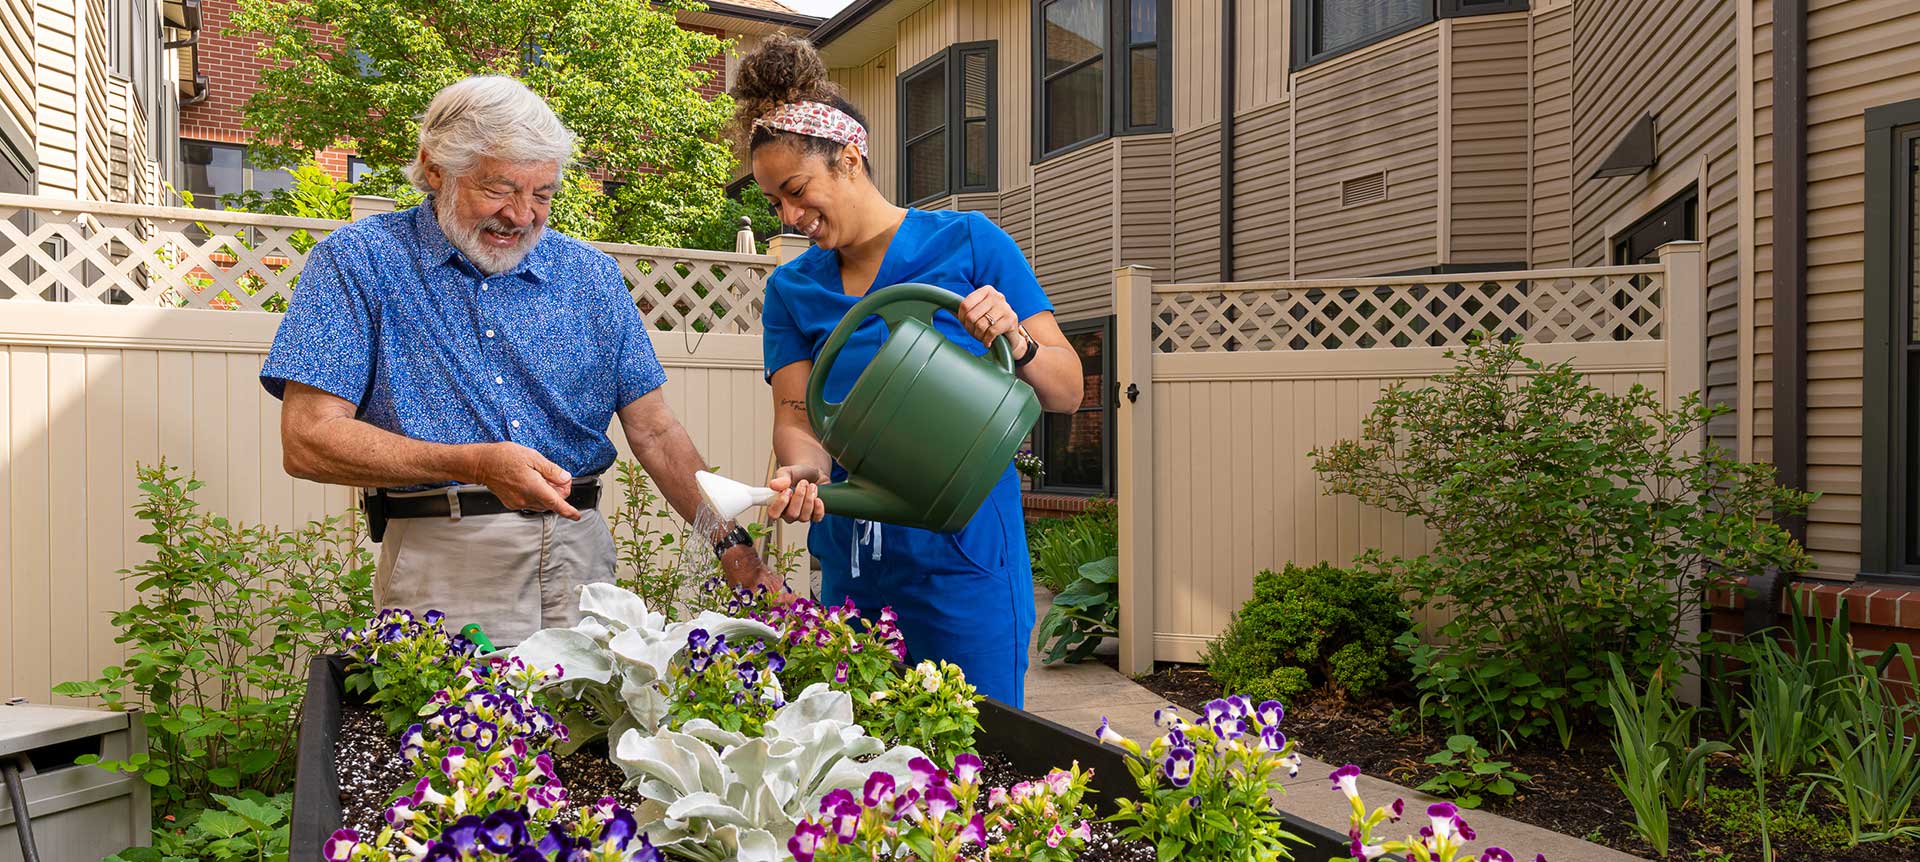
left=695, top=470, right=779, bottom=521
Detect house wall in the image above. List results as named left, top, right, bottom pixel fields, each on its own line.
left=828, top=47, right=899, bottom=205
left=1448, top=14, right=1529, bottom=268
left=33, top=0, right=84, bottom=196
left=1529, top=4, right=1573, bottom=267
left=2, top=0, right=35, bottom=169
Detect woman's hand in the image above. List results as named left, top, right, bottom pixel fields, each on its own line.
left=767, top=464, right=827, bottom=522
left=958, top=284, right=1023, bottom=352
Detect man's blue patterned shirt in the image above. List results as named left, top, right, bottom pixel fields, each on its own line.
left=260, top=201, right=666, bottom=484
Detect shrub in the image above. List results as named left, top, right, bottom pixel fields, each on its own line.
left=106, top=792, right=291, bottom=862
left=1034, top=555, right=1119, bottom=664
left=1200, top=562, right=1410, bottom=703
left=56, top=461, right=374, bottom=813
left=1311, top=335, right=1813, bottom=747
left=1027, top=501, right=1117, bottom=594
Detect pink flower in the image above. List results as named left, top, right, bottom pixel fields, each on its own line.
left=1070, top=820, right=1092, bottom=842
left=863, top=772, right=896, bottom=808
left=1043, top=768, right=1071, bottom=795
left=959, top=813, right=987, bottom=847
left=323, top=829, right=359, bottom=862
left=987, top=787, right=1011, bottom=809
left=908, top=757, right=939, bottom=792
left=1046, top=824, right=1068, bottom=848
left=953, top=753, right=983, bottom=786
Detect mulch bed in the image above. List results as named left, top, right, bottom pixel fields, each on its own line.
left=337, top=704, right=1153, bottom=862
left=1133, top=662, right=1915, bottom=862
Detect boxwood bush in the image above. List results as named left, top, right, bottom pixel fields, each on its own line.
left=1201, top=562, right=1411, bottom=703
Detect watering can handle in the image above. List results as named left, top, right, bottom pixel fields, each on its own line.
left=807, top=283, right=1016, bottom=439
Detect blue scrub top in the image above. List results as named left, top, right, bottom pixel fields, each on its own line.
left=762, top=208, right=1053, bottom=706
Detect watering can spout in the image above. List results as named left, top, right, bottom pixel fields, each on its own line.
left=696, top=469, right=915, bottom=525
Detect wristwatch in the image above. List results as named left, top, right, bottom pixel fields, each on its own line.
left=713, top=525, right=753, bottom=558
left=1013, top=324, right=1040, bottom=368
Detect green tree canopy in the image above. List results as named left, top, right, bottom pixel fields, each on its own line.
left=229, top=0, right=775, bottom=248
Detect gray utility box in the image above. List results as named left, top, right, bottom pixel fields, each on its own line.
left=0, top=702, right=150, bottom=862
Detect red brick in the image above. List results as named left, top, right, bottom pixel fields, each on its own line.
left=1869, top=593, right=1899, bottom=627
left=1899, top=593, right=1920, bottom=629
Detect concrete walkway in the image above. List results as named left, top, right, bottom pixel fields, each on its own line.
left=1021, top=587, right=1646, bottom=862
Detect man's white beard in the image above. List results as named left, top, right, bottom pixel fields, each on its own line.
left=435, top=185, right=544, bottom=275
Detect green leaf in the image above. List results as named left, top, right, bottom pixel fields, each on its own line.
left=144, top=768, right=171, bottom=787
left=207, top=767, right=241, bottom=788
left=194, top=810, right=250, bottom=838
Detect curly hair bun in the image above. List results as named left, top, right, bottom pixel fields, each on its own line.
left=730, top=34, right=837, bottom=144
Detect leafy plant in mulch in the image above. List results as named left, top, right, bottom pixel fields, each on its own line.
left=106, top=792, right=292, bottom=862
left=1312, top=335, right=1813, bottom=749
left=54, top=460, right=375, bottom=813
left=1036, top=555, right=1120, bottom=664
left=1417, top=733, right=1532, bottom=810
left=1201, top=561, right=1411, bottom=704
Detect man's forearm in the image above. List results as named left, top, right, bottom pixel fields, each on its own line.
left=625, top=413, right=736, bottom=541
left=286, top=414, right=477, bottom=489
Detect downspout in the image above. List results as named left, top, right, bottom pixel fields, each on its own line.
left=1755, top=0, right=1809, bottom=634
left=1219, top=0, right=1236, bottom=282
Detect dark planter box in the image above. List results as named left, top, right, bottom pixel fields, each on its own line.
left=291, top=655, right=1355, bottom=861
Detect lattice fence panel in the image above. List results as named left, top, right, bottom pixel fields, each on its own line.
left=1150, top=271, right=1665, bottom=354
left=607, top=251, right=770, bottom=335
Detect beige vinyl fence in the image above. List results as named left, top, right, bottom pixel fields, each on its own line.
left=1111, top=242, right=1707, bottom=675
left=0, top=193, right=800, bottom=703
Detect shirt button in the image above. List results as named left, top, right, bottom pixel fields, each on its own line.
left=495, top=376, right=504, bottom=384
left=481, top=282, right=489, bottom=292
left=511, top=420, right=521, bottom=429
left=486, top=329, right=495, bottom=338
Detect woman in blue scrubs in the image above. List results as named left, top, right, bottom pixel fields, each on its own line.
left=730, top=35, right=1085, bottom=708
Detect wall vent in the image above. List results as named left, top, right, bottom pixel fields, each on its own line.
left=1341, top=172, right=1387, bottom=207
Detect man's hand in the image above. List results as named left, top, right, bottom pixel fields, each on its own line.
left=719, top=544, right=797, bottom=604
left=767, top=465, right=827, bottom=523
left=466, top=442, right=581, bottom=519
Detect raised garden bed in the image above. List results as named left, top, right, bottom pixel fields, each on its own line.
left=290, top=655, right=1359, bottom=861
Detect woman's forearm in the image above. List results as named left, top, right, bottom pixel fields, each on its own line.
left=1014, top=340, right=1086, bottom=414
left=774, top=420, right=834, bottom=476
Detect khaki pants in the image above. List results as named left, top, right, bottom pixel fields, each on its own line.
left=375, top=505, right=616, bottom=648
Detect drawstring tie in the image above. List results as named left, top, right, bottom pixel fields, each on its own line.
left=850, top=519, right=883, bottom=579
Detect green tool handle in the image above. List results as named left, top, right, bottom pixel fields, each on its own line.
left=806, top=283, right=1016, bottom=440
left=459, top=623, right=499, bottom=657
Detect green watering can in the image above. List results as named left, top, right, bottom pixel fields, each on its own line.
left=696, top=283, right=1041, bottom=533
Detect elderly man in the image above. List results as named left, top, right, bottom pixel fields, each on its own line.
left=261, top=76, right=785, bottom=645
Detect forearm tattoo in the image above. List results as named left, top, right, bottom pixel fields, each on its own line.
left=779, top=399, right=808, bottom=414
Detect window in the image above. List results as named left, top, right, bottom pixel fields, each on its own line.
left=1611, top=187, right=1698, bottom=265
left=1032, top=0, right=1169, bottom=161
left=182, top=140, right=295, bottom=208
left=349, top=157, right=375, bottom=183
left=1036, top=318, right=1115, bottom=494
left=1293, top=1, right=1528, bottom=69
left=898, top=42, right=997, bottom=205
left=1862, top=99, right=1920, bottom=581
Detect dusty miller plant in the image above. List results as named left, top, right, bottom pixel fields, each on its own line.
left=1310, top=335, right=1813, bottom=746
left=56, top=461, right=375, bottom=812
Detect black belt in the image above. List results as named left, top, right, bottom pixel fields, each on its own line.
left=364, top=479, right=601, bottom=542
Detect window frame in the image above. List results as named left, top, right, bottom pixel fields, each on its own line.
left=1031, top=0, right=1171, bottom=164
left=1610, top=186, right=1699, bottom=265
left=1292, top=0, right=1529, bottom=70
left=1034, top=315, right=1117, bottom=495
left=1861, top=98, right=1920, bottom=583
left=349, top=156, right=375, bottom=183
left=897, top=41, right=1000, bottom=206
left=180, top=139, right=295, bottom=208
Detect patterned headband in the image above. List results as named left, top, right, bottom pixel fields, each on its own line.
left=754, top=101, right=869, bottom=160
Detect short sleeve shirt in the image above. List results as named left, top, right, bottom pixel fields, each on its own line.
left=259, top=202, right=666, bottom=484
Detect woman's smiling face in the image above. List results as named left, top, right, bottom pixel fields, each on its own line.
left=753, top=139, right=865, bottom=250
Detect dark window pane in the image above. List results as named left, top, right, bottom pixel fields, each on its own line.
left=1045, top=60, right=1104, bottom=152
left=1314, top=0, right=1427, bottom=55
left=906, top=131, right=946, bottom=202
left=905, top=66, right=947, bottom=138
left=182, top=141, right=244, bottom=208
left=248, top=158, right=296, bottom=197
left=1044, top=0, right=1104, bottom=75
left=963, top=119, right=990, bottom=188
left=1070, top=327, right=1105, bottom=408
left=1129, top=0, right=1157, bottom=43
left=1128, top=46, right=1159, bottom=127
left=1042, top=410, right=1105, bottom=488
left=349, top=157, right=374, bottom=183
left=962, top=51, right=990, bottom=120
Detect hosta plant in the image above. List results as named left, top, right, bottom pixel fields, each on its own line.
left=867, top=660, right=982, bottom=763
left=322, top=798, right=661, bottom=862
left=509, top=583, right=779, bottom=752
left=340, top=608, right=480, bottom=734
left=611, top=683, right=928, bottom=862
left=1097, top=698, right=1305, bottom=862
left=1337, top=766, right=1545, bottom=862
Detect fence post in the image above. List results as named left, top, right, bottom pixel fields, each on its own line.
left=348, top=195, right=397, bottom=221
left=1114, top=265, right=1156, bottom=677
left=735, top=217, right=757, bottom=255
left=1659, top=240, right=1707, bottom=704
left=767, top=234, right=810, bottom=265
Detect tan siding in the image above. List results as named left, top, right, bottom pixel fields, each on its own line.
left=1033, top=139, right=1117, bottom=319
left=829, top=48, right=898, bottom=205
left=896, top=0, right=956, bottom=72
left=1237, top=0, right=1288, bottom=113
left=0, top=0, right=33, bottom=154
left=997, top=0, right=1032, bottom=189
left=1752, top=0, right=1774, bottom=499
left=1232, top=102, right=1292, bottom=280
left=1530, top=6, right=1573, bottom=267
left=1174, top=0, right=1222, bottom=132
left=1118, top=134, right=1173, bottom=277
left=1448, top=15, right=1528, bottom=266
left=1291, top=29, right=1442, bottom=277
left=998, top=184, right=1034, bottom=258
left=1172, top=124, right=1222, bottom=282
left=949, top=191, right=1000, bottom=221
left=34, top=0, right=80, bottom=195
left=83, top=0, right=106, bottom=201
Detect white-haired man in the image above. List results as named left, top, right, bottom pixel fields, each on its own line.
left=261, top=76, right=787, bottom=645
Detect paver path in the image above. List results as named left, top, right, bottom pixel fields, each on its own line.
left=1021, top=586, right=1647, bottom=862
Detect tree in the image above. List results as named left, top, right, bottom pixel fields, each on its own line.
left=229, top=0, right=776, bottom=249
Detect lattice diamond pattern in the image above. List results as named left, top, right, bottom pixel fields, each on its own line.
left=1151, top=273, right=1665, bottom=354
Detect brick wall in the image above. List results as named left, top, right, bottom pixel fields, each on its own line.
left=184, top=0, right=734, bottom=183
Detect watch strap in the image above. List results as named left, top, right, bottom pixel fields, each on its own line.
left=1013, top=326, right=1041, bottom=368
left=713, top=525, right=753, bottom=558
